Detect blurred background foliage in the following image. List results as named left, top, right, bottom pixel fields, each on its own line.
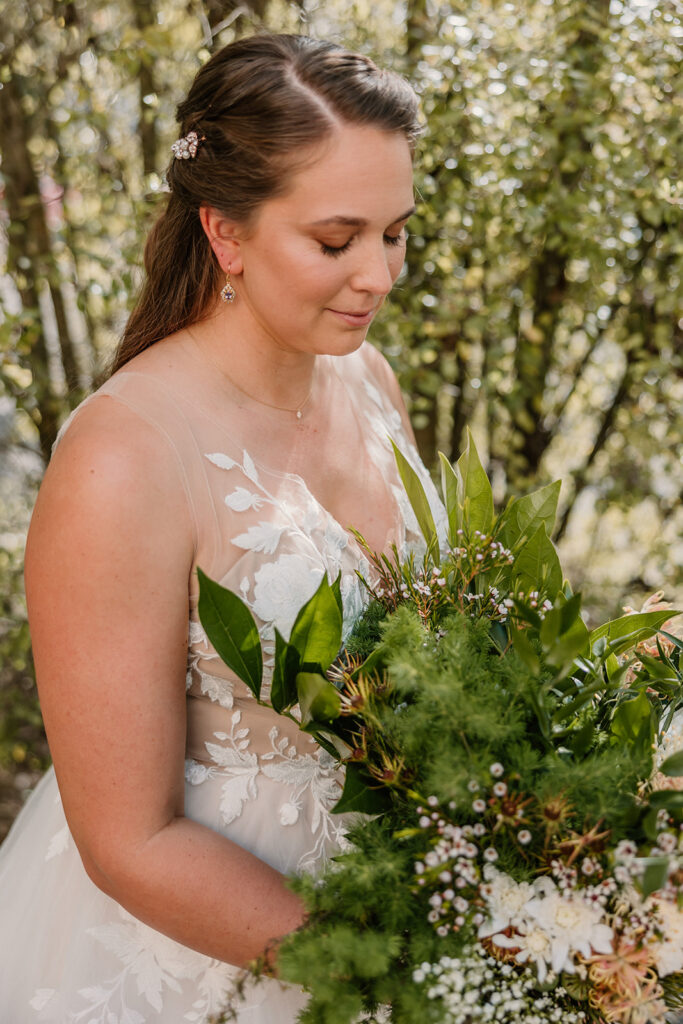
left=0, top=0, right=681, bottom=838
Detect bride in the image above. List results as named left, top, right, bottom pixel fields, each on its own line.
left=0, top=32, right=444, bottom=1023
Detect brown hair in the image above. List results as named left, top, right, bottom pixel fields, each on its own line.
left=110, top=34, right=420, bottom=373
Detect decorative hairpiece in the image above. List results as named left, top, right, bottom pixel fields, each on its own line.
left=171, top=130, right=203, bottom=160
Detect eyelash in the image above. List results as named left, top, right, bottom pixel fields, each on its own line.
left=320, top=232, right=405, bottom=258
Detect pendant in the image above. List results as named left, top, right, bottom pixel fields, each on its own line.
left=296, top=409, right=302, bottom=420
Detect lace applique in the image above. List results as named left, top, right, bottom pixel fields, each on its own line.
left=261, top=728, right=348, bottom=872
left=202, top=446, right=367, bottom=642
left=186, top=620, right=234, bottom=708
left=251, top=554, right=326, bottom=638
left=45, top=824, right=70, bottom=861
left=185, top=713, right=346, bottom=872
left=186, top=710, right=259, bottom=826
left=49, top=906, right=236, bottom=1023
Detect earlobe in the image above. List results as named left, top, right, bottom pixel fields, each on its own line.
left=198, top=205, right=243, bottom=274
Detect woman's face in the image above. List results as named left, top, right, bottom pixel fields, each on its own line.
left=229, top=123, right=416, bottom=358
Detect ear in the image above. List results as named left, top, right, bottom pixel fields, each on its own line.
left=199, top=206, right=244, bottom=274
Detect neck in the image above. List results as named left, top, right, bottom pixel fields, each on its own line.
left=186, top=306, right=318, bottom=414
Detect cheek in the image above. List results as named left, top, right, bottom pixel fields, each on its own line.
left=293, top=253, right=348, bottom=298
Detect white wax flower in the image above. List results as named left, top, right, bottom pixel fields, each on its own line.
left=478, top=865, right=535, bottom=938
left=524, top=880, right=614, bottom=974
left=651, top=899, right=683, bottom=976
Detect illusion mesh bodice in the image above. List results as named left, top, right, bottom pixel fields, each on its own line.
left=0, top=335, right=446, bottom=1023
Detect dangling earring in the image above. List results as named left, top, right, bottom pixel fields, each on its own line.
left=220, top=267, right=236, bottom=304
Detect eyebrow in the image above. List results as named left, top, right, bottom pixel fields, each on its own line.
left=307, top=206, right=417, bottom=228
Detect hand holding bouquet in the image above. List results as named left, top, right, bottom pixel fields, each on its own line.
left=201, top=432, right=682, bottom=1024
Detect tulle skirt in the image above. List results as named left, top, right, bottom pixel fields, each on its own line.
left=0, top=768, right=309, bottom=1023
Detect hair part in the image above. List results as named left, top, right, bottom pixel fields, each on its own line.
left=110, top=34, right=421, bottom=374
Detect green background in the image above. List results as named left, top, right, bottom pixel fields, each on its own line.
left=0, top=0, right=681, bottom=838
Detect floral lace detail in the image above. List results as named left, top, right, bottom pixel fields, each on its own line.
left=185, top=711, right=346, bottom=869
left=186, top=619, right=234, bottom=708
left=12, top=346, right=448, bottom=1024
left=261, top=727, right=349, bottom=872
left=29, top=907, right=238, bottom=1023
left=186, top=710, right=259, bottom=825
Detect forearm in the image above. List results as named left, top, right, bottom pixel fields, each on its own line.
left=85, top=816, right=306, bottom=968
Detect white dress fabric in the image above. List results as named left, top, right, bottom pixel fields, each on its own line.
left=0, top=336, right=446, bottom=1023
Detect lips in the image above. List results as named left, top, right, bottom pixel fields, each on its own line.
left=327, top=307, right=377, bottom=327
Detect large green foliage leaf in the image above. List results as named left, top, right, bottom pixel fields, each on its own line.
left=498, top=481, right=561, bottom=553
left=196, top=568, right=262, bottom=700
left=659, top=750, right=683, bottom=778
left=391, top=440, right=439, bottom=562
left=439, top=452, right=460, bottom=546
left=611, top=690, right=656, bottom=762
left=511, top=524, right=563, bottom=600
left=331, top=762, right=392, bottom=814
left=588, top=610, right=680, bottom=658
left=270, top=628, right=300, bottom=714
left=454, top=428, right=494, bottom=537
left=297, top=672, right=342, bottom=727
left=289, top=573, right=343, bottom=672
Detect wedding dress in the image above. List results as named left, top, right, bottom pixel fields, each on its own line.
left=0, top=335, right=446, bottom=1023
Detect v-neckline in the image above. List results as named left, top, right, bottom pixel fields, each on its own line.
left=176, top=332, right=407, bottom=561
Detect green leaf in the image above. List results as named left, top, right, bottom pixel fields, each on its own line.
left=642, top=807, right=660, bottom=842
left=605, top=652, right=621, bottom=681
left=391, top=440, right=439, bottom=562
left=454, top=428, right=494, bottom=536
left=498, top=480, right=561, bottom=553
left=611, top=690, right=655, bottom=757
left=270, top=628, right=300, bottom=714
left=588, top=610, right=681, bottom=659
left=289, top=574, right=343, bottom=672
left=197, top=567, right=262, bottom=699
left=540, top=607, right=562, bottom=648
left=512, top=629, right=540, bottom=675
left=659, top=750, right=683, bottom=778
left=330, top=572, right=343, bottom=619
left=539, top=593, right=590, bottom=671
left=648, top=790, right=683, bottom=810
left=512, top=524, right=563, bottom=601
left=331, top=762, right=392, bottom=814
left=439, top=451, right=460, bottom=545
left=639, top=856, right=670, bottom=899
left=351, top=644, right=387, bottom=681
left=297, top=671, right=342, bottom=726
left=558, top=593, right=583, bottom=636
left=568, top=720, right=595, bottom=757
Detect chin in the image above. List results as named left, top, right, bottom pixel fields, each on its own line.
left=320, top=332, right=368, bottom=357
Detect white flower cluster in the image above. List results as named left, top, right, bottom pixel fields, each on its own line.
left=479, top=866, right=613, bottom=982
left=413, top=949, right=587, bottom=1024
left=652, top=898, right=683, bottom=976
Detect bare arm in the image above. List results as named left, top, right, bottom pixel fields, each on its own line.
left=25, top=398, right=304, bottom=967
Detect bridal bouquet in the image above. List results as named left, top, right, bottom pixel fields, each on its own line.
left=200, top=432, right=683, bottom=1024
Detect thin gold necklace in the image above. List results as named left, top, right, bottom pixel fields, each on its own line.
left=187, top=329, right=316, bottom=421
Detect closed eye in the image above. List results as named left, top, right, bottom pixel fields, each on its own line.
left=320, top=238, right=354, bottom=257
left=320, top=231, right=406, bottom=258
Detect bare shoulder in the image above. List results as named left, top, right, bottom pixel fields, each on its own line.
left=27, top=393, right=195, bottom=583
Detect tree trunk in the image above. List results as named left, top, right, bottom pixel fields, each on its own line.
left=504, top=0, right=611, bottom=488
left=0, top=69, right=73, bottom=462
left=134, top=3, right=159, bottom=177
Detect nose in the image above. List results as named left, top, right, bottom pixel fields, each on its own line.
left=349, top=240, right=395, bottom=297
